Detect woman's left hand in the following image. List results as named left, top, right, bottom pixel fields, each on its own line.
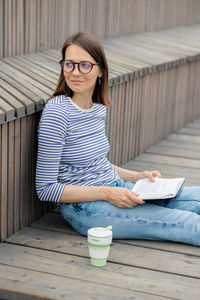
left=136, top=170, right=162, bottom=182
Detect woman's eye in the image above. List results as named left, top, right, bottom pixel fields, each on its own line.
left=65, top=61, right=73, bottom=67
left=81, top=62, right=91, bottom=69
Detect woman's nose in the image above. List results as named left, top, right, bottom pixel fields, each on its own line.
left=72, top=64, right=80, bottom=75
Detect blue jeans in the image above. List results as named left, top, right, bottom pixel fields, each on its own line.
left=60, top=179, right=200, bottom=246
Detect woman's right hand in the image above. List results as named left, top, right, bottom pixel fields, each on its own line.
left=104, top=186, right=145, bottom=208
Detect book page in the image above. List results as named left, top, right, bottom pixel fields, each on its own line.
left=132, top=177, right=185, bottom=200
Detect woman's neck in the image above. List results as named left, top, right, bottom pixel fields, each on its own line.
left=72, top=93, right=93, bottom=109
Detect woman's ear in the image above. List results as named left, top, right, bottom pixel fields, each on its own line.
left=98, top=68, right=103, bottom=78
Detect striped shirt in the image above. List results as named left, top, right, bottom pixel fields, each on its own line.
left=36, top=95, right=119, bottom=202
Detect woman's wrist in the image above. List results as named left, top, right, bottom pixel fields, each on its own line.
left=100, top=186, right=110, bottom=201
left=113, top=165, right=139, bottom=182
left=131, top=171, right=140, bottom=182
left=123, top=170, right=139, bottom=182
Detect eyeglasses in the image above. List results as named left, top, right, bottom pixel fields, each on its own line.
left=59, top=60, right=100, bottom=74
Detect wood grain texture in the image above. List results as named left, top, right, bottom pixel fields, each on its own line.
left=0, top=263, right=170, bottom=300
left=1, top=0, right=200, bottom=58
left=1, top=242, right=200, bottom=299
left=1, top=25, right=200, bottom=129
left=0, top=124, right=8, bottom=241
left=6, top=227, right=200, bottom=279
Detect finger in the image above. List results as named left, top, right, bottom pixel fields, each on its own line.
left=132, top=192, right=139, bottom=197
left=130, top=192, right=145, bottom=204
left=153, top=170, right=162, bottom=178
left=142, top=171, right=155, bottom=182
left=147, top=173, right=155, bottom=182
left=135, top=197, right=145, bottom=204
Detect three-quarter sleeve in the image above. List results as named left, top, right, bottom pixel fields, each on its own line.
left=36, top=102, right=69, bottom=202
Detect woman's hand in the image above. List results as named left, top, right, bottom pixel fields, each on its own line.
left=104, top=186, right=145, bottom=208
left=135, top=170, right=162, bottom=182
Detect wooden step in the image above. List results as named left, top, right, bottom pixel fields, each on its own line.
left=1, top=25, right=200, bottom=123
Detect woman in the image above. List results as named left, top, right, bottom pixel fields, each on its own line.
left=36, top=32, right=200, bottom=246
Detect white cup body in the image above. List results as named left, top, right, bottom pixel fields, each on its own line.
left=87, top=226, right=112, bottom=267
left=88, top=245, right=110, bottom=259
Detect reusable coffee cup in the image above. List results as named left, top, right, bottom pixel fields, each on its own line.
left=87, top=226, right=112, bottom=267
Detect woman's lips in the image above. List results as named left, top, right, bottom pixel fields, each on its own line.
left=71, top=80, right=83, bottom=85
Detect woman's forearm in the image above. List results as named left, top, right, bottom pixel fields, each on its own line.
left=113, top=165, right=139, bottom=182
left=59, top=183, right=144, bottom=208
left=113, top=165, right=162, bottom=183
left=60, top=184, right=107, bottom=203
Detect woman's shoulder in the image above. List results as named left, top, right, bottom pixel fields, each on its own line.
left=40, top=95, right=71, bottom=124
left=43, top=95, right=71, bottom=115
left=94, top=103, right=107, bottom=118
left=45, top=94, right=70, bottom=108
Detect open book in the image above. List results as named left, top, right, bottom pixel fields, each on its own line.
left=132, top=177, right=185, bottom=200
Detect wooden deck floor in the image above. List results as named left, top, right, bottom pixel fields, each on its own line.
left=0, top=119, right=200, bottom=299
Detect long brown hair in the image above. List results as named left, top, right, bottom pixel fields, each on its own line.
left=50, top=32, right=111, bottom=106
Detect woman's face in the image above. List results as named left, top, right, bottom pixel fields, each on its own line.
left=64, top=44, right=102, bottom=98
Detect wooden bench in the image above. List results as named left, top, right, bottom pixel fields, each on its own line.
left=1, top=25, right=200, bottom=241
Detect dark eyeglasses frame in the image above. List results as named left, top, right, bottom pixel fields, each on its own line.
left=59, top=60, right=100, bottom=74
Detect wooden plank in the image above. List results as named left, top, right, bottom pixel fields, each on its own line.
left=0, top=109, right=5, bottom=123
left=0, top=61, right=47, bottom=107
left=167, top=133, right=200, bottom=144
left=0, top=72, right=35, bottom=115
left=14, top=56, right=57, bottom=84
left=29, top=0, right=37, bottom=53
left=0, top=97, right=15, bottom=122
left=13, top=119, right=20, bottom=233
left=0, top=125, right=2, bottom=238
left=130, top=76, right=138, bottom=156
left=16, top=55, right=58, bottom=80
left=152, top=138, right=200, bottom=151
left=16, top=0, right=24, bottom=56
left=7, top=121, right=14, bottom=236
left=0, top=263, right=170, bottom=300
left=0, top=124, right=8, bottom=241
left=12, top=0, right=17, bottom=57
left=126, top=79, right=135, bottom=161
left=3, top=57, right=55, bottom=91
left=122, top=160, right=200, bottom=183
left=147, top=144, right=200, bottom=160
left=0, top=77, right=34, bottom=115
left=19, top=117, right=27, bottom=229
left=0, top=85, right=25, bottom=118
left=6, top=227, right=200, bottom=278
left=0, top=0, right=3, bottom=58
left=177, top=127, right=200, bottom=136
left=26, top=114, right=34, bottom=224
left=1, top=243, right=200, bottom=299
left=24, top=52, right=60, bottom=76
left=0, top=62, right=44, bottom=111
left=4, top=0, right=11, bottom=57
left=135, top=153, right=200, bottom=169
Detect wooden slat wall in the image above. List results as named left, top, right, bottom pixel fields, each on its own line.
left=106, top=60, right=200, bottom=165
left=1, top=0, right=200, bottom=58
left=0, top=0, right=3, bottom=58
left=0, top=113, right=55, bottom=241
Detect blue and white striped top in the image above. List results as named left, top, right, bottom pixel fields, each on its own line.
left=36, top=95, right=119, bottom=202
